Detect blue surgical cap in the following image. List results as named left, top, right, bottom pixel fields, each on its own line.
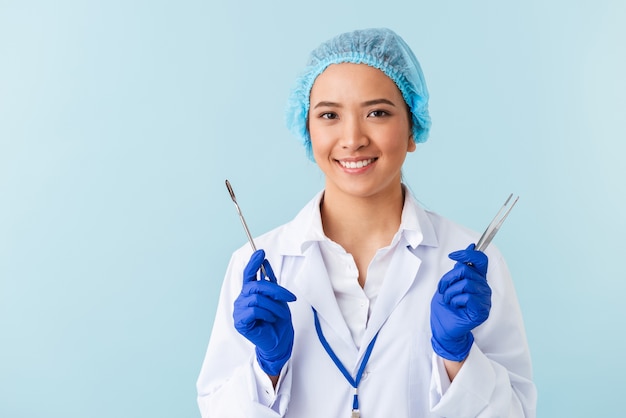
left=285, top=28, right=432, bottom=161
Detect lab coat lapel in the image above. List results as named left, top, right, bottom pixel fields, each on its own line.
left=291, top=243, right=356, bottom=351
left=361, top=244, right=422, bottom=352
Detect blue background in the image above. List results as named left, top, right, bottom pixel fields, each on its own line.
left=1, top=1, right=624, bottom=416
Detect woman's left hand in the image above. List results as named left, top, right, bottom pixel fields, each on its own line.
left=430, top=244, right=491, bottom=362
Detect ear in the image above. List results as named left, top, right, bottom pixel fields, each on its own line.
left=407, top=135, right=417, bottom=153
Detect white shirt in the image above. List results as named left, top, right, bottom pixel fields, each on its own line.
left=319, top=239, right=373, bottom=349
left=316, top=191, right=420, bottom=349
left=197, top=189, right=537, bottom=417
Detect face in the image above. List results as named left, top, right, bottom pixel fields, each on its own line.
left=308, top=63, right=415, bottom=200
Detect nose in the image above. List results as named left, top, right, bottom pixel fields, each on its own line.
left=339, top=117, right=369, bottom=151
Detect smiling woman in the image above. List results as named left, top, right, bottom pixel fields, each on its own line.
left=196, top=28, right=536, bottom=417
left=309, top=63, right=415, bottom=205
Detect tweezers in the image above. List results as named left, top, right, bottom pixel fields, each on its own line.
left=475, top=193, right=519, bottom=252
left=225, top=180, right=269, bottom=279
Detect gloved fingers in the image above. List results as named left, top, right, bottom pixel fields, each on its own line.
left=438, top=266, right=462, bottom=293
left=443, top=286, right=491, bottom=307
left=438, top=256, right=489, bottom=293
left=260, top=259, right=277, bottom=283
left=438, top=262, right=473, bottom=291
left=243, top=249, right=266, bottom=283
left=443, top=291, right=469, bottom=308
left=448, top=243, right=488, bottom=275
left=243, top=251, right=287, bottom=289
left=234, top=304, right=282, bottom=329
left=445, top=293, right=491, bottom=322
left=465, top=298, right=491, bottom=322
left=237, top=288, right=293, bottom=316
left=242, top=293, right=293, bottom=319
left=440, top=270, right=490, bottom=302
left=242, top=280, right=297, bottom=303
left=234, top=293, right=292, bottom=326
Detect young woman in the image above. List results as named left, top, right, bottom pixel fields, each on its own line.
left=197, top=28, right=536, bottom=417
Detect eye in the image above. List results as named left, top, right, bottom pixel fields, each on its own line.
left=368, top=110, right=389, bottom=118
left=320, top=112, right=338, bottom=120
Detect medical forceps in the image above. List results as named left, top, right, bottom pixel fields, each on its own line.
left=475, top=193, right=519, bottom=252
left=225, top=180, right=268, bottom=279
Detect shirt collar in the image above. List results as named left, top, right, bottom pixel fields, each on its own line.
left=299, top=190, right=327, bottom=253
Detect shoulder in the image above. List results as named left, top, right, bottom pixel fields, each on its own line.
left=425, top=209, right=478, bottom=245
left=404, top=190, right=479, bottom=250
left=414, top=200, right=506, bottom=263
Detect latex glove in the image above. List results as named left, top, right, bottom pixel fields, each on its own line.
left=233, top=249, right=297, bottom=376
left=430, top=244, right=491, bottom=362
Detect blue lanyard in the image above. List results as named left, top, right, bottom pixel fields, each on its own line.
left=312, top=307, right=379, bottom=415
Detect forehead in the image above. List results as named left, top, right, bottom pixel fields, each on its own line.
left=310, top=63, right=402, bottom=100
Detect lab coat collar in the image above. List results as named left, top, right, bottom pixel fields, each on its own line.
left=292, top=243, right=357, bottom=351
left=362, top=236, right=422, bottom=349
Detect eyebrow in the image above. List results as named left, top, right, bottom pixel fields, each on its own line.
left=312, top=98, right=398, bottom=109
left=363, top=98, right=397, bottom=107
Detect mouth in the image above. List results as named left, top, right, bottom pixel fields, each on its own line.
left=337, top=158, right=377, bottom=169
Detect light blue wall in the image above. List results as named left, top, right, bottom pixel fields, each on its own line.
left=1, top=1, right=624, bottom=416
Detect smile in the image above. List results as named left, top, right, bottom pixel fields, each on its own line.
left=338, top=158, right=376, bottom=169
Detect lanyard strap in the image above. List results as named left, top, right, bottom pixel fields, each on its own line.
left=312, top=307, right=379, bottom=412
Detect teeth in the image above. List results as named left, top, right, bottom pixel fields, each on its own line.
left=340, top=159, right=374, bottom=169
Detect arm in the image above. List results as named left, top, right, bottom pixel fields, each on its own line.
left=429, top=246, right=537, bottom=417
left=442, top=359, right=465, bottom=381
left=268, top=375, right=280, bottom=388
left=196, top=250, right=295, bottom=418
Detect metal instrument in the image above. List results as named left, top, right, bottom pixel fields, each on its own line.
left=475, top=193, right=519, bottom=252
left=225, top=179, right=268, bottom=278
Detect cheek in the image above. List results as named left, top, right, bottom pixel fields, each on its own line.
left=308, top=123, right=334, bottom=151
left=308, top=115, right=328, bottom=135
left=308, top=132, right=329, bottom=163
left=384, top=125, right=413, bottom=150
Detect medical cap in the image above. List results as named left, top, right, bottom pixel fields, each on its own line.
left=286, top=28, right=432, bottom=161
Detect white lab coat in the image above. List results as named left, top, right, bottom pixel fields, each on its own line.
left=197, top=190, right=537, bottom=417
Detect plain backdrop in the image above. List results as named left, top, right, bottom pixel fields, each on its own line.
left=1, top=1, right=625, bottom=417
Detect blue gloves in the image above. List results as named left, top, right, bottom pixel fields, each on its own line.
left=233, top=250, right=297, bottom=376
left=430, top=244, right=492, bottom=362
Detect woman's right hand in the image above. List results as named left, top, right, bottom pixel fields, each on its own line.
left=233, top=249, right=297, bottom=377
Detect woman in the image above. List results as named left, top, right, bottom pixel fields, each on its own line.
left=197, top=28, right=536, bottom=417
